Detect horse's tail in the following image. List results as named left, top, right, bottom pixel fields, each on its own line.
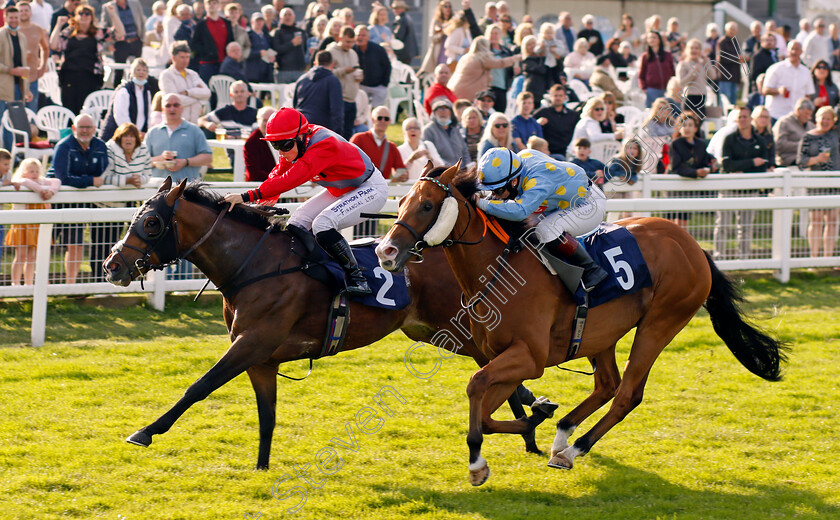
left=703, top=252, right=789, bottom=381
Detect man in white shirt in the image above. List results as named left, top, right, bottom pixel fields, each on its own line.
left=761, top=40, right=815, bottom=121
left=794, top=18, right=810, bottom=45
left=803, top=18, right=831, bottom=67
left=28, top=0, right=53, bottom=32
left=159, top=41, right=211, bottom=123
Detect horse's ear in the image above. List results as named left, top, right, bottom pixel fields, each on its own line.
left=165, top=178, right=188, bottom=205
left=157, top=176, right=173, bottom=193
left=438, top=159, right=461, bottom=185
left=422, top=160, right=435, bottom=176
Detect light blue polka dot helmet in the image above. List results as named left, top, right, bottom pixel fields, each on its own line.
left=477, top=147, right=523, bottom=191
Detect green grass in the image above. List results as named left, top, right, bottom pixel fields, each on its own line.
left=1, top=272, right=839, bottom=519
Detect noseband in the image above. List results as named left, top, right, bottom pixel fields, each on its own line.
left=110, top=196, right=228, bottom=286
left=393, top=176, right=485, bottom=260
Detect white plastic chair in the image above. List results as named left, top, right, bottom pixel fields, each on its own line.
left=388, top=60, right=420, bottom=117
left=82, top=89, right=115, bottom=133
left=589, top=140, right=622, bottom=163
left=36, top=105, right=76, bottom=143
left=568, top=78, right=596, bottom=102
left=38, top=71, right=61, bottom=104
left=209, top=74, right=236, bottom=108
left=1, top=108, right=52, bottom=165
left=616, top=106, right=643, bottom=127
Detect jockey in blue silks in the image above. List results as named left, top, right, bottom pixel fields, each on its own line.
left=475, top=147, right=609, bottom=291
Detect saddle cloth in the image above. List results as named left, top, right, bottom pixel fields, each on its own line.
left=572, top=223, right=653, bottom=308
left=295, top=236, right=411, bottom=311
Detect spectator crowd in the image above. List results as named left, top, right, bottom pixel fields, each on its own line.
left=1, top=0, right=840, bottom=286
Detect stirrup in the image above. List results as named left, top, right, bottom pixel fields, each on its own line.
left=344, top=273, right=371, bottom=295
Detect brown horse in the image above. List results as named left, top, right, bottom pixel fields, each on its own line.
left=375, top=163, right=787, bottom=486
left=102, top=177, right=552, bottom=470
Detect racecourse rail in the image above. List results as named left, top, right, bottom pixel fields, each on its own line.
left=1, top=169, right=839, bottom=346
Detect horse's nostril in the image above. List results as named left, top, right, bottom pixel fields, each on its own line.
left=107, top=262, right=121, bottom=273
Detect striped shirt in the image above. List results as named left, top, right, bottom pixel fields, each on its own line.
left=102, top=140, right=151, bottom=187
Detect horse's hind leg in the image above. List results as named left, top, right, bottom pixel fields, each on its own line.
left=552, top=346, right=621, bottom=456
left=126, top=335, right=277, bottom=449
left=549, top=315, right=694, bottom=470
left=247, top=363, right=279, bottom=470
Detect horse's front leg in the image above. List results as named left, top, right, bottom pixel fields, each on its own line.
left=126, top=334, right=276, bottom=448
left=247, top=362, right=279, bottom=470
left=465, top=339, right=545, bottom=486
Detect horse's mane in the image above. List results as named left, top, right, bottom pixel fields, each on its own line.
left=426, top=165, right=481, bottom=199
left=182, top=182, right=283, bottom=232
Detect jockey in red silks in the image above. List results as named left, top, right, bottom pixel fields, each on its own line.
left=224, top=107, right=388, bottom=294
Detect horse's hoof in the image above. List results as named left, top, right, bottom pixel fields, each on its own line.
left=525, top=444, right=545, bottom=456
left=547, top=452, right=573, bottom=470
left=531, top=396, right=559, bottom=418
left=255, top=464, right=269, bottom=471
left=469, top=462, right=491, bottom=486
left=126, top=431, right=152, bottom=447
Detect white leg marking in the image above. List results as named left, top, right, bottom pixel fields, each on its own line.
left=560, top=445, right=583, bottom=465
left=552, top=425, right=576, bottom=454
left=468, top=456, right=487, bottom=471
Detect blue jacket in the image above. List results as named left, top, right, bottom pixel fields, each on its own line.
left=477, top=149, right=590, bottom=221
left=48, top=135, right=109, bottom=188
left=293, top=66, right=344, bottom=135
left=246, top=28, right=273, bottom=83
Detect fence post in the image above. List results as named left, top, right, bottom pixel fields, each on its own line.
left=779, top=169, right=793, bottom=282
left=31, top=223, right=54, bottom=347
left=148, top=269, right=166, bottom=311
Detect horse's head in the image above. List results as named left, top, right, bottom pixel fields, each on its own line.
left=376, top=160, right=464, bottom=272
left=103, top=176, right=187, bottom=286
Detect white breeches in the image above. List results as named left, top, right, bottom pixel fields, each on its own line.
left=534, top=185, right=607, bottom=243
left=287, top=169, right=389, bottom=234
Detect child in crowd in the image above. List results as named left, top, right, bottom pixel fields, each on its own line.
left=1, top=148, right=12, bottom=256
left=527, top=136, right=550, bottom=155
left=5, top=159, right=61, bottom=286
left=0, top=149, right=11, bottom=186
left=570, top=138, right=606, bottom=186
left=512, top=91, right=543, bottom=151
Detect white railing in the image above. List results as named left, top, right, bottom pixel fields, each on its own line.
left=1, top=171, right=839, bottom=346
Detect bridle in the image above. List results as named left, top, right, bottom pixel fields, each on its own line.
left=109, top=195, right=228, bottom=288
left=392, top=176, right=486, bottom=260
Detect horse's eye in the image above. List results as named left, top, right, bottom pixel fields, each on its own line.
left=144, top=217, right=161, bottom=235
left=421, top=201, right=434, bottom=212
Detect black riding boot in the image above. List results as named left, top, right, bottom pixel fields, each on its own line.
left=315, top=229, right=372, bottom=295
left=546, top=232, right=608, bottom=291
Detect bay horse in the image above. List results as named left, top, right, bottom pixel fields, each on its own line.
left=375, top=162, right=787, bottom=486
left=103, top=177, right=552, bottom=470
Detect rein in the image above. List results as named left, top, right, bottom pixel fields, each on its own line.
left=112, top=200, right=230, bottom=289
left=393, top=176, right=487, bottom=260
left=403, top=177, right=519, bottom=314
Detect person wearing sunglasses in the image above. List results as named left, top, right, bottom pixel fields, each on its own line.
left=475, top=147, right=608, bottom=291
left=809, top=59, right=839, bottom=108
left=477, top=112, right=516, bottom=159
left=350, top=105, right=408, bottom=182
left=569, top=97, right=623, bottom=157
left=223, top=107, right=388, bottom=295
left=49, top=3, right=125, bottom=115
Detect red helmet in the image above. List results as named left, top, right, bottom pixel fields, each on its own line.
left=261, top=108, right=310, bottom=141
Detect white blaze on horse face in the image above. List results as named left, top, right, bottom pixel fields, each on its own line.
left=375, top=238, right=398, bottom=268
